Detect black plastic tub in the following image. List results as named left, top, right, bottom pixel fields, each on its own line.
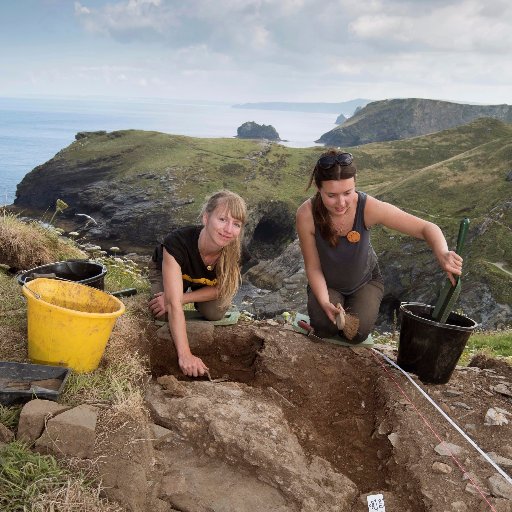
left=397, top=302, right=478, bottom=384
left=17, top=260, right=107, bottom=290
left=0, top=361, right=70, bottom=406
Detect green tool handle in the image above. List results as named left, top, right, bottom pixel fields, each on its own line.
left=455, top=218, right=470, bottom=256
left=453, top=218, right=470, bottom=284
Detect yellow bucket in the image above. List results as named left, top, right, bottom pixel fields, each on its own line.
left=22, top=278, right=125, bottom=373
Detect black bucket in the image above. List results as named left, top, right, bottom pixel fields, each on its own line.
left=397, top=302, right=477, bottom=384
left=17, top=260, right=107, bottom=290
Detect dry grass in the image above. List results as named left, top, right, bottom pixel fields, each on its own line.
left=31, top=477, right=124, bottom=512
left=0, top=210, right=85, bottom=270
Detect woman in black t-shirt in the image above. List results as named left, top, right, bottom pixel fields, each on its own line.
left=149, top=190, right=247, bottom=377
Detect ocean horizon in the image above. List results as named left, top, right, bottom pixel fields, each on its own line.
left=0, top=96, right=339, bottom=206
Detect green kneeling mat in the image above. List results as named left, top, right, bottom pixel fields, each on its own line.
left=292, top=312, right=373, bottom=347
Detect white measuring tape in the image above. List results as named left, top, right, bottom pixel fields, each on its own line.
left=371, top=348, right=512, bottom=487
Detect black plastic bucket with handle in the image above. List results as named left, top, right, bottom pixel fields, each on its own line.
left=17, top=260, right=107, bottom=290
left=397, top=302, right=477, bottom=384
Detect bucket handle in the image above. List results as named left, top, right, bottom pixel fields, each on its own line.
left=24, top=285, right=41, bottom=300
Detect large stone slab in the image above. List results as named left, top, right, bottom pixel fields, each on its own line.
left=17, top=399, right=70, bottom=444
left=35, top=404, right=98, bottom=458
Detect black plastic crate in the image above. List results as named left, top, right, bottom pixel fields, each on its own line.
left=0, top=361, right=70, bottom=406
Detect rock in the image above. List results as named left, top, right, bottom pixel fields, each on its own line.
left=17, top=399, right=70, bottom=444
left=479, top=499, right=512, bottom=512
left=451, top=501, right=468, bottom=511
left=387, top=432, right=399, bottom=447
left=434, top=442, right=466, bottom=457
left=488, top=474, right=512, bottom=500
left=484, top=407, right=510, bottom=426
left=465, top=482, right=489, bottom=496
left=444, top=389, right=463, bottom=397
left=35, top=404, right=98, bottom=458
left=236, top=122, right=280, bottom=141
left=506, top=170, right=512, bottom=182
left=156, top=375, right=189, bottom=397
left=492, top=383, right=512, bottom=397
left=487, top=452, right=512, bottom=468
left=0, top=422, right=14, bottom=443
left=75, top=131, right=106, bottom=140
left=146, top=381, right=358, bottom=511
left=432, top=461, right=452, bottom=474
left=453, top=402, right=472, bottom=410
left=150, top=423, right=174, bottom=449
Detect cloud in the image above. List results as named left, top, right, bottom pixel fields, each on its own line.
left=56, top=0, right=512, bottom=103
left=348, top=0, right=512, bottom=54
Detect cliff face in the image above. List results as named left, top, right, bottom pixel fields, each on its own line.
left=15, top=145, right=185, bottom=248
left=318, top=98, right=512, bottom=146
left=13, top=130, right=300, bottom=255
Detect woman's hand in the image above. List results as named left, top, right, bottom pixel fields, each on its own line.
left=322, top=301, right=342, bottom=325
left=148, top=292, right=166, bottom=318
left=178, top=352, right=209, bottom=377
left=438, top=250, right=463, bottom=286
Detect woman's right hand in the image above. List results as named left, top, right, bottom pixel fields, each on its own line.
left=322, top=302, right=341, bottom=325
left=148, top=292, right=166, bottom=318
left=178, top=352, right=209, bottom=377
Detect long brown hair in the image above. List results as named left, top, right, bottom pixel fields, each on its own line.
left=201, top=190, right=247, bottom=308
left=306, top=149, right=357, bottom=247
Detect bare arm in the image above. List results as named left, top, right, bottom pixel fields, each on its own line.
left=162, top=248, right=209, bottom=377
left=296, top=201, right=339, bottom=324
left=365, top=196, right=463, bottom=285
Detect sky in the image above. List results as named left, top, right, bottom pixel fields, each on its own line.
left=1, top=0, right=512, bottom=104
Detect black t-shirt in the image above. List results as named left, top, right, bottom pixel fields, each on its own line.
left=162, top=226, right=217, bottom=291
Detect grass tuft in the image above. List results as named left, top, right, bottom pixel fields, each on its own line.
left=0, top=441, right=121, bottom=512
left=0, top=404, right=22, bottom=429
left=0, top=210, right=85, bottom=270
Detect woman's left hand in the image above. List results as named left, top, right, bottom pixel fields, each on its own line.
left=439, top=250, right=463, bottom=286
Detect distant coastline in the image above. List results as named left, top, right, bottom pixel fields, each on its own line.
left=233, top=99, right=371, bottom=116
left=0, top=97, right=339, bottom=206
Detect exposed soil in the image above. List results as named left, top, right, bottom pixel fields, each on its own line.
left=135, top=321, right=512, bottom=512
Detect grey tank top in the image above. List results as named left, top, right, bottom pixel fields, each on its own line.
left=314, top=191, right=377, bottom=295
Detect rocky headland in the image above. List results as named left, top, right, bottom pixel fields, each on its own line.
left=318, top=98, right=512, bottom=146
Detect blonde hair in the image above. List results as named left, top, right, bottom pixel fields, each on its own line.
left=201, top=190, right=247, bottom=308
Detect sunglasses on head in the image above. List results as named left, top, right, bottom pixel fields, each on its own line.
left=317, top=152, right=353, bottom=170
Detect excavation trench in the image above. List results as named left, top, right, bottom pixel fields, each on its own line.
left=147, top=322, right=426, bottom=511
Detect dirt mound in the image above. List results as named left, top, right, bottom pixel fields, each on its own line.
left=126, top=322, right=512, bottom=512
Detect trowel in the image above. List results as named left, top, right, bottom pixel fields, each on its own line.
left=297, top=320, right=323, bottom=343
left=431, top=218, right=470, bottom=323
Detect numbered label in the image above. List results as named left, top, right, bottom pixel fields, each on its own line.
left=367, top=493, right=386, bottom=511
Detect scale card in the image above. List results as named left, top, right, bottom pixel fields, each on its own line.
left=367, top=493, right=386, bottom=511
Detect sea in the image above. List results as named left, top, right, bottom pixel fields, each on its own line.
left=0, top=96, right=339, bottom=206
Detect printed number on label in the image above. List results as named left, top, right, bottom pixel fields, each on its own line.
left=367, top=493, right=386, bottom=511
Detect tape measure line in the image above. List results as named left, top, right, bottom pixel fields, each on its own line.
left=370, top=348, right=512, bottom=510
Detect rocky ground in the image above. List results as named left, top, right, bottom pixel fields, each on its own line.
left=4, top=313, right=512, bottom=511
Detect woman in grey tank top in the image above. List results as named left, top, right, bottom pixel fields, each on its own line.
left=296, top=150, right=463, bottom=343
